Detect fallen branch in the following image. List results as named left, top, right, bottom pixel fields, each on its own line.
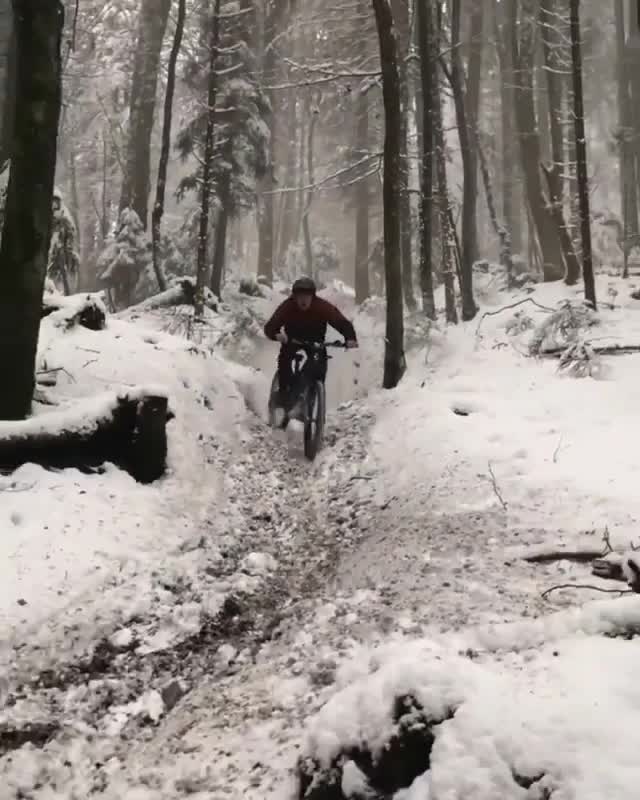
left=475, top=297, right=555, bottom=338
left=541, top=583, right=633, bottom=600
left=539, top=343, right=640, bottom=358
left=487, top=462, right=507, bottom=510
left=0, top=389, right=171, bottom=483
left=524, top=549, right=607, bottom=564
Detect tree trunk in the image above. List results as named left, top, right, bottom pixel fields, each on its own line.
left=495, top=1, right=522, bottom=254
left=194, top=0, right=221, bottom=317
left=434, top=10, right=456, bottom=323
left=372, top=0, right=406, bottom=389
left=302, top=100, right=319, bottom=280
left=354, top=48, right=371, bottom=304
left=0, top=0, right=63, bottom=420
left=119, top=0, right=171, bottom=230
left=416, top=0, right=435, bottom=318
left=540, top=0, right=579, bottom=284
left=151, top=0, right=186, bottom=294
left=210, top=200, right=229, bottom=298
left=449, top=0, right=477, bottom=320
left=276, top=86, right=299, bottom=264
left=569, top=0, right=595, bottom=308
left=464, top=0, right=483, bottom=264
left=257, top=2, right=291, bottom=285
left=0, top=0, right=14, bottom=169
left=511, top=0, right=564, bottom=281
left=392, top=0, right=416, bottom=310
left=615, top=0, right=637, bottom=277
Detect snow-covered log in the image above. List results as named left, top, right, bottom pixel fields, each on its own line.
left=41, top=292, right=107, bottom=331
left=0, top=388, right=170, bottom=483
left=133, top=278, right=218, bottom=312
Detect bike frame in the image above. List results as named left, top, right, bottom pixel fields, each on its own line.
left=288, top=339, right=345, bottom=409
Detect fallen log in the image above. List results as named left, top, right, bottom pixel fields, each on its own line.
left=0, top=388, right=171, bottom=483
left=42, top=292, right=107, bottom=331
left=592, top=556, right=640, bottom=593
left=132, top=278, right=218, bottom=313
left=538, top=344, right=640, bottom=357
left=524, top=549, right=606, bottom=564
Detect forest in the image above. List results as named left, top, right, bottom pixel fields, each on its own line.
left=0, top=0, right=637, bottom=407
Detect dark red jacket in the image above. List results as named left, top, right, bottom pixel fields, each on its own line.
left=264, top=295, right=356, bottom=344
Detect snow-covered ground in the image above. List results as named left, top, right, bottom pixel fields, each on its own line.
left=3, top=273, right=640, bottom=799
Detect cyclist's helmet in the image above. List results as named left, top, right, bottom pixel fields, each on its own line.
left=291, top=276, right=316, bottom=295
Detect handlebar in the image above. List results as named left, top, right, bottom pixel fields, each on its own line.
left=289, top=338, right=347, bottom=350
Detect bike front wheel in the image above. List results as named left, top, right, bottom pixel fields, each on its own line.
left=303, top=380, right=326, bottom=461
left=267, top=372, right=279, bottom=427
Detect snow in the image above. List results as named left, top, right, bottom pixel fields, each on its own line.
left=369, top=277, right=640, bottom=540
left=0, top=296, right=248, bottom=658
left=6, top=274, right=640, bottom=799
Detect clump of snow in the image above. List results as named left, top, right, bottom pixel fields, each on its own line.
left=302, top=596, right=640, bottom=799
left=241, top=552, right=277, bottom=576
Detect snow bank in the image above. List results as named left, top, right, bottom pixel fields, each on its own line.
left=302, top=596, right=640, bottom=799
left=0, top=301, right=248, bottom=656
left=368, top=276, right=640, bottom=541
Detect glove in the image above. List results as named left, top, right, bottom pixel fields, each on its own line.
left=275, top=332, right=288, bottom=344
left=345, top=339, right=358, bottom=349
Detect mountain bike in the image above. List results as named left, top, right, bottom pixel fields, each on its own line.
left=268, top=339, right=347, bottom=461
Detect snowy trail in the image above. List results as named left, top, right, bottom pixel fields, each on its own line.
left=0, top=369, right=377, bottom=797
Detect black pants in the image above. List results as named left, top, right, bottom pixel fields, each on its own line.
left=277, top=345, right=327, bottom=406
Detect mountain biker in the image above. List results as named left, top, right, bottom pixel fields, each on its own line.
left=264, top=277, right=358, bottom=412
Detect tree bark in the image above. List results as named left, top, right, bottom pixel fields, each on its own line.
left=372, top=0, right=406, bottom=389
left=0, top=0, right=63, bottom=420
left=416, top=0, right=435, bottom=318
left=569, top=0, right=595, bottom=308
left=151, top=0, right=187, bottom=293
left=449, top=0, right=477, bottom=319
left=194, top=0, right=221, bottom=317
left=119, top=0, right=171, bottom=229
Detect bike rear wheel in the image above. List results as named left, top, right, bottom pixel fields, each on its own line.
left=303, top=380, right=326, bottom=461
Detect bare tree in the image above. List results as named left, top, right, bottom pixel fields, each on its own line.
left=372, top=0, right=405, bottom=389
left=0, top=0, right=64, bottom=419
left=569, top=0, right=595, bottom=308
left=151, top=0, right=187, bottom=293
